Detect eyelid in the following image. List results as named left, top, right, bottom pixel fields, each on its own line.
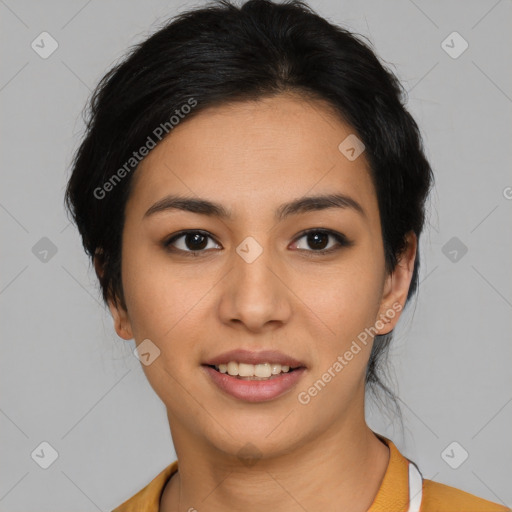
left=163, top=230, right=221, bottom=253
left=163, top=228, right=352, bottom=255
left=291, top=228, right=353, bottom=253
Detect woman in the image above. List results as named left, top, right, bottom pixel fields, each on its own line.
left=65, top=0, right=510, bottom=510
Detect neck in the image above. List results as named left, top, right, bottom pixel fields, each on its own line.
left=160, top=417, right=389, bottom=512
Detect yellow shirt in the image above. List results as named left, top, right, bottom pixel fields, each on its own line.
left=112, top=435, right=511, bottom=512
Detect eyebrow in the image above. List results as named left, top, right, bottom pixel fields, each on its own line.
left=143, top=193, right=365, bottom=221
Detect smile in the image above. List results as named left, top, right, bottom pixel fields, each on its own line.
left=202, top=364, right=306, bottom=402
left=214, top=361, right=297, bottom=379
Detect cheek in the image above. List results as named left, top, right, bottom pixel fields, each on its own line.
left=294, top=264, right=384, bottom=410
left=120, top=240, right=221, bottom=352
left=119, top=239, right=179, bottom=340
left=313, top=255, right=384, bottom=332
left=299, top=251, right=385, bottom=392
left=119, top=246, right=204, bottom=403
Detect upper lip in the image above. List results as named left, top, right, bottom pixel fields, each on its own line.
left=203, top=349, right=306, bottom=368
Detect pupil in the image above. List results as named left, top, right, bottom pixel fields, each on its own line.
left=308, top=232, right=328, bottom=250
left=186, top=233, right=207, bottom=250
left=184, top=232, right=329, bottom=251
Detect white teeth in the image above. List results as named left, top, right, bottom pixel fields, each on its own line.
left=238, top=363, right=254, bottom=377
left=214, top=361, right=294, bottom=377
left=227, top=361, right=238, bottom=376
left=270, top=363, right=281, bottom=375
left=254, top=363, right=271, bottom=378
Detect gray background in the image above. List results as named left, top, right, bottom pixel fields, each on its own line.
left=1, top=0, right=511, bottom=510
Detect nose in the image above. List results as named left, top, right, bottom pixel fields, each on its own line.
left=217, top=238, right=292, bottom=333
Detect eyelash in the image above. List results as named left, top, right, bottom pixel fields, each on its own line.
left=162, top=229, right=353, bottom=257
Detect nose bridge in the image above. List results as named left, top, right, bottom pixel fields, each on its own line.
left=233, top=234, right=278, bottom=297
left=220, top=233, right=291, bottom=329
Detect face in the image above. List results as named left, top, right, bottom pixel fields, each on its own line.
left=106, top=92, right=415, bottom=462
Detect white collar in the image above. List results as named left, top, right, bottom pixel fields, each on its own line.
left=407, top=462, right=423, bottom=512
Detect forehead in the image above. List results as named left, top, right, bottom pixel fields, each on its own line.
left=126, top=93, right=378, bottom=222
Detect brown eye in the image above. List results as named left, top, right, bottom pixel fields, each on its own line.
left=306, top=231, right=329, bottom=250
left=164, top=230, right=221, bottom=254
left=293, top=229, right=352, bottom=254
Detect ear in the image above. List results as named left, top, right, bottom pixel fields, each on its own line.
left=94, top=253, right=133, bottom=341
left=375, top=232, right=417, bottom=335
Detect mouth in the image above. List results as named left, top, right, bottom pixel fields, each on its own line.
left=201, top=350, right=307, bottom=402
left=203, top=349, right=306, bottom=370
left=204, top=362, right=304, bottom=381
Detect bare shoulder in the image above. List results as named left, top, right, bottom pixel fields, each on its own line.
left=422, top=479, right=511, bottom=512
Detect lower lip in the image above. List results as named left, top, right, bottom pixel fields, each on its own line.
left=202, top=365, right=306, bottom=402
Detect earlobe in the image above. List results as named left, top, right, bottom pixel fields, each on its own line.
left=94, top=251, right=133, bottom=341
left=107, top=298, right=134, bottom=341
left=376, top=232, right=417, bottom=335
